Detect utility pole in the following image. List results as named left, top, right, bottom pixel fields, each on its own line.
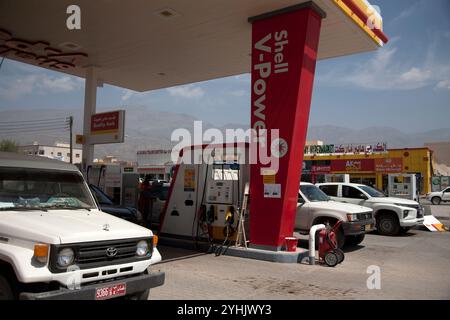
left=69, top=116, right=73, bottom=164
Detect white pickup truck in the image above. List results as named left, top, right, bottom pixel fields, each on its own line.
left=317, top=183, right=424, bottom=236
left=0, top=152, right=164, bottom=300
left=296, top=183, right=375, bottom=248
left=426, top=187, right=450, bottom=205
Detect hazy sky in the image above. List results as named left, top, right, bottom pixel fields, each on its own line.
left=0, top=0, right=449, bottom=133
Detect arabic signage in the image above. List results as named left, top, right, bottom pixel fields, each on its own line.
left=311, top=165, right=331, bottom=174
left=331, top=159, right=375, bottom=172
left=89, top=110, right=125, bottom=145
left=375, top=158, right=403, bottom=173
left=137, top=150, right=172, bottom=155
left=304, top=143, right=388, bottom=155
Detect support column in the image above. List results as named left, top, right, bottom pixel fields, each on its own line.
left=82, top=66, right=98, bottom=170
left=249, top=2, right=325, bottom=250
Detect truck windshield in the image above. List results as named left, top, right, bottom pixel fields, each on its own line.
left=300, top=185, right=330, bottom=202
left=0, top=167, right=96, bottom=210
left=359, top=185, right=386, bottom=198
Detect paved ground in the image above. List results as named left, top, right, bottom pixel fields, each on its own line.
left=150, top=205, right=450, bottom=300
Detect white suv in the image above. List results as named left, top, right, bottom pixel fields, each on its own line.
left=426, top=187, right=450, bottom=205
left=316, top=183, right=424, bottom=236
left=0, top=152, right=164, bottom=300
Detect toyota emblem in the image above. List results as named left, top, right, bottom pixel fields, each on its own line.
left=106, top=247, right=118, bottom=257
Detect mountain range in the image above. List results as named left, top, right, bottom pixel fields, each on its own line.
left=0, top=106, right=448, bottom=162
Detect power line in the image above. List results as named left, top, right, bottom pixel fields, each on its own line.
left=0, top=123, right=70, bottom=130
left=0, top=117, right=68, bottom=124
left=0, top=126, right=70, bottom=135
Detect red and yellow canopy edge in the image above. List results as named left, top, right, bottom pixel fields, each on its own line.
left=334, top=0, right=389, bottom=45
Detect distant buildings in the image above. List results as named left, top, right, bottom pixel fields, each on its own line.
left=18, top=142, right=82, bottom=164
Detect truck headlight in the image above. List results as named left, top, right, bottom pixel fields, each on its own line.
left=136, top=240, right=150, bottom=256
left=57, top=248, right=75, bottom=267
left=347, top=214, right=358, bottom=222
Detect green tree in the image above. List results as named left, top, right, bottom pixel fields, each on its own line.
left=0, top=139, right=19, bottom=153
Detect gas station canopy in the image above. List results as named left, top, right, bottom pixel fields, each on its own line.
left=0, top=0, right=387, bottom=92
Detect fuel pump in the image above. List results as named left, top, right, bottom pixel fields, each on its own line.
left=159, top=144, right=250, bottom=248
left=388, top=174, right=418, bottom=201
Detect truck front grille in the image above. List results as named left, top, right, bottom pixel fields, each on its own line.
left=49, top=238, right=152, bottom=273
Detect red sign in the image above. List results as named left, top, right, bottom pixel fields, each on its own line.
left=249, top=4, right=324, bottom=248
left=91, top=111, right=120, bottom=134
left=311, top=165, right=331, bottom=174
left=375, top=158, right=403, bottom=173
left=331, top=159, right=375, bottom=172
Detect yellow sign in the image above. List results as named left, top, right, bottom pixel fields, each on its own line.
left=262, top=169, right=276, bottom=184
left=75, top=134, right=84, bottom=144
left=184, top=168, right=196, bottom=192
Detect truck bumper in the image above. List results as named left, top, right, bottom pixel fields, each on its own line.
left=342, top=218, right=375, bottom=236
left=19, top=271, right=165, bottom=300
left=400, top=218, right=424, bottom=228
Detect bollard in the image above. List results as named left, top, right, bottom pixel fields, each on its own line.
left=309, top=224, right=326, bottom=265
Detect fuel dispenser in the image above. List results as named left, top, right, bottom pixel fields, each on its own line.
left=324, top=174, right=350, bottom=183
left=388, top=174, right=418, bottom=201
left=159, top=144, right=249, bottom=246
left=86, top=164, right=140, bottom=207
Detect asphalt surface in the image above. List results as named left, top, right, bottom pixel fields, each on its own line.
left=150, top=204, right=450, bottom=300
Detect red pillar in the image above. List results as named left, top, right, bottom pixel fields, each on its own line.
left=249, top=3, right=325, bottom=250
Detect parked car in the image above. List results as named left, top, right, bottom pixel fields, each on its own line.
left=89, top=184, right=144, bottom=225
left=296, top=182, right=375, bottom=248
left=0, top=152, right=164, bottom=300
left=426, top=187, right=450, bottom=205
left=316, top=182, right=424, bottom=236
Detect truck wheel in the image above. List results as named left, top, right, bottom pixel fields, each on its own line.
left=345, top=234, right=365, bottom=246
left=377, top=214, right=400, bottom=236
left=335, top=228, right=345, bottom=249
left=0, top=275, right=14, bottom=300
left=431, top=197, right=441, bottom=205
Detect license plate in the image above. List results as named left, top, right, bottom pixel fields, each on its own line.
left=95, top=283, right=126, bottom=300
left=365, top=224, right=372, bottom=231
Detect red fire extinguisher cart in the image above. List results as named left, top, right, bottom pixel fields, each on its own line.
left=318, top=221, right=345, bottom=267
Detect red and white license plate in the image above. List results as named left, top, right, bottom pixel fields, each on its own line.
left=95, top=283, right=126, bottom=300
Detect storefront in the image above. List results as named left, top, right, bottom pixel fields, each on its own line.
left=302, top=147, right=432, bottom=194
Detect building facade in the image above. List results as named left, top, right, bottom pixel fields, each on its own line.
left=18, top=142, right=82, bottom=164
left=136, top=149, right=174, bottom=181
left=302, top=145, right=432, bottom=194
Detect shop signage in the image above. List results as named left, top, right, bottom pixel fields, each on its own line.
left=137, top=150, right=172, bottom=155
left=90, top=110, right=125, bottom=145
left=311, top=165, right=331, bottom=174
left=304, top=142, right=387, bottom=155
left=375, top=158, right=403, bottom=173
left=331, top=159, right=375, bottom=172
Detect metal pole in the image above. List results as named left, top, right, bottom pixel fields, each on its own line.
left=69, top=116, right=73, bottom=164
left=82, top=66, right=98, bottom=170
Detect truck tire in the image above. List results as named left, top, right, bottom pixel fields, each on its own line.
left=377, top=214, right=400, bottom=236
left=0, top=275, right=14, bottom=300
left=431, top=197, right=441, bottom=205
left=345, top=234, right=365, bottom=246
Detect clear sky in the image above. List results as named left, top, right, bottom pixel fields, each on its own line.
left=0, top=0, right=449, bottom=133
